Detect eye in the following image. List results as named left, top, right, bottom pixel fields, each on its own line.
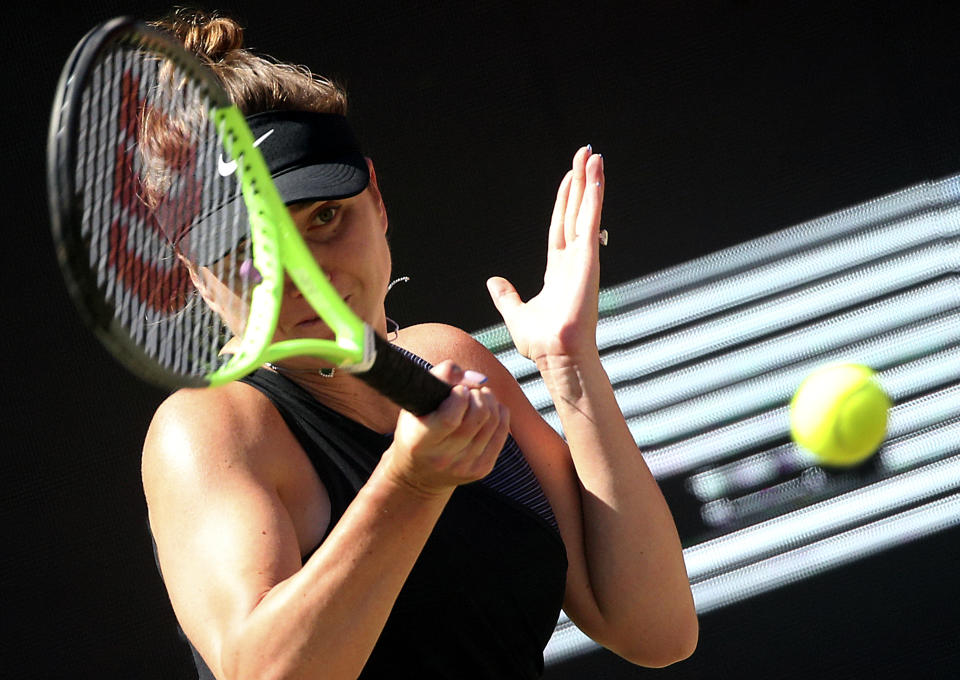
left=234, top=237, right=251, bottom=258
left=311, top=205, right=339, bottom=226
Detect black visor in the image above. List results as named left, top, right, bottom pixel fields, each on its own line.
left=245, top=110, right=370, bottom=203
left=177, top=110, right=369, bottom=264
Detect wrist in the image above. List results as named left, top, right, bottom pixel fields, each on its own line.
left=375, top=448, right=457, bottom=503
left=535, top=350, right=602, bottom=379
left=536, top=352, right=607, bottom=401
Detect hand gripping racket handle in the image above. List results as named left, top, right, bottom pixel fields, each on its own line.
left=357, top=333, right=453, bottom=416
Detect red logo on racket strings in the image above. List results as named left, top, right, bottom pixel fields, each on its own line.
left=107, top=69, right=201, bottom=315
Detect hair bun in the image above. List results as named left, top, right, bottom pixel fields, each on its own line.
left=148, top=9, right=348, bottom=117
left=152, top=8, right=244, bottom=64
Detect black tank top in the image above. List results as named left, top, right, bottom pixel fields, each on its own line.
left=175, top=362, right=568, bottom=679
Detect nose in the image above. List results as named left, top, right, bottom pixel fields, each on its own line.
left=284, top=268, right=341, bottom=300
left=283, top=273, right=303, bottom=299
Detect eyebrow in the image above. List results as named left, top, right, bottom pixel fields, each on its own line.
left=287, top=200, right=328, bottom=214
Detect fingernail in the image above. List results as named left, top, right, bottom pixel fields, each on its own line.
left=463, top=370, right=488, bottom=385
left=586, top=143, right=592, bottom=153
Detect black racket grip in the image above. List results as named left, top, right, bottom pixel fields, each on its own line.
left=357, top=333, right=452, bottom=416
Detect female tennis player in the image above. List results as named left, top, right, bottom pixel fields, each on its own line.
left=141, top=9, right=697, bottom=679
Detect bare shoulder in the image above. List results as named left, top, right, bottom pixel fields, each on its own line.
left=394, top=322, right=503, bottom=374
left=141, top=380, right=300, bottom=502
left=394, top=321, right=539, bottom=431
left=143, top=377, right=331, bottom=570
left=145, top=382, right=277, bottom=465
left=395, top=322, right=564, bottom=460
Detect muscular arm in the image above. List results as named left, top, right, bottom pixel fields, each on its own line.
left=144, top=370, right=507, bottom=680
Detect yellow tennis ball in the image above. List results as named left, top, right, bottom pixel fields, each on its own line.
left=789, top=363, right=891, bottom=467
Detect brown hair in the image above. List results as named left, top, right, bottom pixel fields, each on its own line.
left=139, top=8, right=349, bottom=216
left=132, top=9, right=351, bottom=317
left=149, top=7, right=348, bottom=115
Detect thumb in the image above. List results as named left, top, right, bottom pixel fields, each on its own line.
left=486, top=276, right=523, bottom=320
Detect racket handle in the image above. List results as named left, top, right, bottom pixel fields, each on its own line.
left=359, top=333, right=453, bottom=416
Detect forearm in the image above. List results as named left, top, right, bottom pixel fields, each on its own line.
left=223, top=455, right=452, bottom=680
left=538, top=353, right=696, bottom=657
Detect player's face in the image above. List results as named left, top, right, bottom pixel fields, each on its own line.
left=188, top=160, right=391, bottom=352
left=275, top=160, right=392, bottom=342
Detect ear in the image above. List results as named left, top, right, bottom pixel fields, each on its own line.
left=179, top=255, right=208, bottom=298
left=365, top=157, right=389, bottom=232
left=187, top=264, right=248, bottom=338
left=187, top=264, right=219, bottom=311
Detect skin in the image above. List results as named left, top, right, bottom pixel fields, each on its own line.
left=143, top=149, right=698, bottom=680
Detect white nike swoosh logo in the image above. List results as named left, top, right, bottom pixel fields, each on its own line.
left=217, top=129, right=276, bottom=177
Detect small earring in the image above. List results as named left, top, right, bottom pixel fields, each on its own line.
left=385, top=316, right=400, bottom=342
left=387, top=276, right=410, bottom=293
left=385, top=276, right=408, bottom=343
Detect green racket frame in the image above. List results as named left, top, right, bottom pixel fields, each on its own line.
left=207, top=107, right=372, bottom=387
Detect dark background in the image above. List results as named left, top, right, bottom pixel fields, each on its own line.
left=6, top=1, right=960, bottom=678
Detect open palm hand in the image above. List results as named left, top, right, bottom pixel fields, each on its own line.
left=487, top=146, right=605, bottom=367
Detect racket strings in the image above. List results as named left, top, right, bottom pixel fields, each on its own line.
left=75, top=37, right=252, bottom=380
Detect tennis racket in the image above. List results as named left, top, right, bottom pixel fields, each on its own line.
left=47, top=16, right=450, bottom=415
